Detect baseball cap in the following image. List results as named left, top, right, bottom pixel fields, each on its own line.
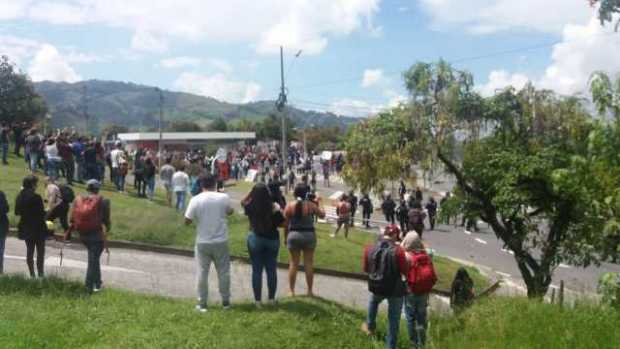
left=86, top=179, right=101, bottom=191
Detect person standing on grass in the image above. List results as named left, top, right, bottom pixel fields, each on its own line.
left=185, top=174, right=234, bottom=312
left=241, top=183, right=285, bottom=306
left=144, top=157, right=156, bottom=201
left=66, top=180, right=110, bottom=292
left=331, top=194, right=351, bottom=238
left=382, top=194, right=396, bottom=224
left=283, top=184, right=325, bottom=297
left=173, top=165, right=190, bottom=212
left=133, top=149, right=146, bottom=197
left=348, top=191, right=358, bottom=227
left=0, top=123, right=10, bottom=165
left=425, top=197, right=438, bottom=231
left=402, top=232, right=437, bottom=349
left=360, top=193, right=373, bottom=228
left=361, top=225, right=408, bottom=349
left=0, top=189, right=9, bottom=274
left=159, top=158, right=176, bottom=206
left=110, top=141, right=124, bottom=192
left=25, top=129, right=41, bottom=172
left=15, top=175, right=48, bottom=278
left=408, top=201, right=427, bottom=239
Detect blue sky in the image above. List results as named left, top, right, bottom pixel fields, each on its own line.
left=1, top=0, right=618, bottom=117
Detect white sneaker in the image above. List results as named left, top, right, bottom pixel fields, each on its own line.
left=329, top=234, right=336, bottom=238
left=195, top=304, right=207, bottom=313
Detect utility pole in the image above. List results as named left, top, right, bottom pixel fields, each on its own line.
left=81, top=85, right=89, bottom=135
left=156, top=88, right=164, bottom=169
left=276, top=46, right=288, bottom=175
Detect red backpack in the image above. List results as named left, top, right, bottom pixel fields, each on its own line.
left=72, top=195, right=103, bottom=233
left=406, top=251, right=437, bottom=294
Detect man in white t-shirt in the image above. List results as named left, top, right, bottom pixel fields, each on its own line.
left=172, top=165, right=190, bottom=212
left=110, top=141, right=124, bottom=192
left=185, top=173, right=234, bottom=312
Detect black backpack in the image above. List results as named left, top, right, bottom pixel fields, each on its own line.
left=59, top=185, right=75, bottom=204
left=367, top=240, right=406, bottom=297
left=450, top=267, right=475, bottom=310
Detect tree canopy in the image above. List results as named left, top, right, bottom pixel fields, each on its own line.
left=0, top=56, right=47, bottom=125
left=344, top=60, right=620, bottom=298
left=591, top=0, right=620, bottom=30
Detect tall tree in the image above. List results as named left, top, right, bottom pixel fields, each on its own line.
left=345, top=60, right=620, bottom=298
left=208, top=117, right=228, bottom=132
left=590, top=0, right=620, bottom=30
left=0, top=56, right=48, bottom=124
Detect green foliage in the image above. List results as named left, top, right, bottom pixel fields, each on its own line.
left=208, top=117, right=228, bottom=131
left=598, top=272, right=620, bottom=306
left=0, top=56, right=48, bottom=124
left=167, top=120, right=203, bottom=132
left=591, top=0, right=620, bottom=31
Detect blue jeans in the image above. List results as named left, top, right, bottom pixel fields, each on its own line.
left=29, top=152, right=39, bottom=172
left=366, top=294, right=404, bottom=349
left=0, top=235, right=6, bottom=274
left=146, top=177, right=155, bottom=199
left=175, top=191, right=186, bottom=212
left=83, top=239, right=104, bottom=291
left=405, top=294, right=429, bottom=349
left=247, top=232, right=279, bottom=301
left=47, top=159, right=60, bottom=180
left=1, top=142, right=8, bottom=163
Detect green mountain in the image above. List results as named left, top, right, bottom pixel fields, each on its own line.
left=34, top=80, right=359, bottom=132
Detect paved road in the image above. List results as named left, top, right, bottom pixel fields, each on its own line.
left=2, top=237, right=451, bottom=313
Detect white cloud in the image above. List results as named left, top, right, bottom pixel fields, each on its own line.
left=206, top=58, right=234, bottom=74
left=478, top=70, right=530, bottom=97
left=328, top=98, right=384, bottom=117
left=173, top=72, right=261, bottom=103
left=8, top=0, right=380, bottom=55
left=362, top=69, right=384, bottom=88
left=0, top=35, right=41, bottom=65
left=131, top=30, right=168, bottom=53
left=160, top=57, right=202, bottom=69
left=28, top=44, right=81, bottom=82
left=419, top=0, right=591, bottom=34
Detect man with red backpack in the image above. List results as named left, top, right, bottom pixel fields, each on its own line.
left=67, top=179, right=111, bottom=293
left=401, top=231, right=437, bottom=349
left=361, top=225, right=408, bottom=349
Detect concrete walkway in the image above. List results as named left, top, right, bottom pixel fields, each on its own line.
left=2, top=237, right=451, bottom=313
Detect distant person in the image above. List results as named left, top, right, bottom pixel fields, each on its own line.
left=348, top=191, right=358, bottom=227
left=310, top=170, right=317, bottom=191
left=173, top=165, right=190, bottom=212
left=440, top=192, right=452, bottom=225
left=185, top=174, right=234, bottom=312
left=425, top=197, right=438, bottom=231
left=133, top=150, right=146, bottom=197
left=283, top=184, right=325, bottom=297
left=0, top=123, right=9, bottom=165
left=415, top=187, right=423, bottom=203
left=159, top=158, right=176, bottom=206
left=0, top=189, right=8, bottom=274
left=360, top=225, right=408, bottom=349
left=45, top=138, right=62, bottom=180
left=144, top=157, right=156, bottom=200
left=331, top=194, right=351, bottom=238
left=83, top=141, right=99, bottom=181
left=396, top=200, right=409, bottom=234
left=68, top=180, right=110, bottom=293
left=399, top=180, right=407, bottom=199
left=110, top=141, right=125, bottom=192
left=408, top=201, right=427, bottom=238
left=360, top=193, right=373, bottom=228
left=287, top=169, right=296, bottom=193
left=450, top=267, right=475, bottom=313
left=402, top=232, right=437, bottom=349
left=382, top=194, right=396, bottom=224
left=45, top=177, right=73, bottom=234
left=25, top=129, right=41, bottom=172
left=15, top=175, right=48, bottom=278
left=322, top=162, right=330, bottom=187
left=57, top=136, right=74, bottom=186
left=241, top=183, right=285, bottom=306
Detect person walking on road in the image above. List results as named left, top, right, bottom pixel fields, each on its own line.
left=402, top=232, right=437, bottom=349
left=396, top=199, right=409, bottom=234
left=283, top=184, right=325, bottom=297
left=185, top=174, right=234, bottom=312
left=360, top=225, right=408, bottom=349
left=15, top=175, right=48, bottom=278
left=331, top=194, right=351, bottom=238
left=408, top=201, right=427, bottom=238
left=382, top=194, right=396, bottom=224
left=172, top=165, right=190, bottom=212
left=159, top=158, right=176, bottom=206
left=415, top=187, right=423, bottom=203
left=241, top=183, right=285, bottom=306
left=360, top=193, right=373, bottom=228
left=68, top=180, right=110, bottom=293
left=425, top=197, right=438, bottom=231
left=0, top=189, right=9, bottom=274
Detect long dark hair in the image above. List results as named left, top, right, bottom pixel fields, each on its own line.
left=247, top=183, right=274, bottom=233
left=293, top=183, right=309, bottom=220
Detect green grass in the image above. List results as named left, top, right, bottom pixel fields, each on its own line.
left=0, top=154, right=488, bottom=292
left=2, top=276, right=618, bottom=349
left=0, top=275, right=387, bottom=349
left=429, top=297, right=620, bottom=349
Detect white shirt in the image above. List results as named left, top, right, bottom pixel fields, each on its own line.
left=171, top=171, right=190, bottom=192
left=45, top=144, right=61, bottom=161
left=185, top=191, right=232, bottom=244
left=110, top=149, right=124, bottom=168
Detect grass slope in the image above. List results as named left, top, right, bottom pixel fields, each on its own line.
left=0, top=154, right=488, bottom=292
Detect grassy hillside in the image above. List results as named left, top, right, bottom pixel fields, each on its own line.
left=34, top=80, right=359, bottom=132
left=1, top=276, right=618, bottom=349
